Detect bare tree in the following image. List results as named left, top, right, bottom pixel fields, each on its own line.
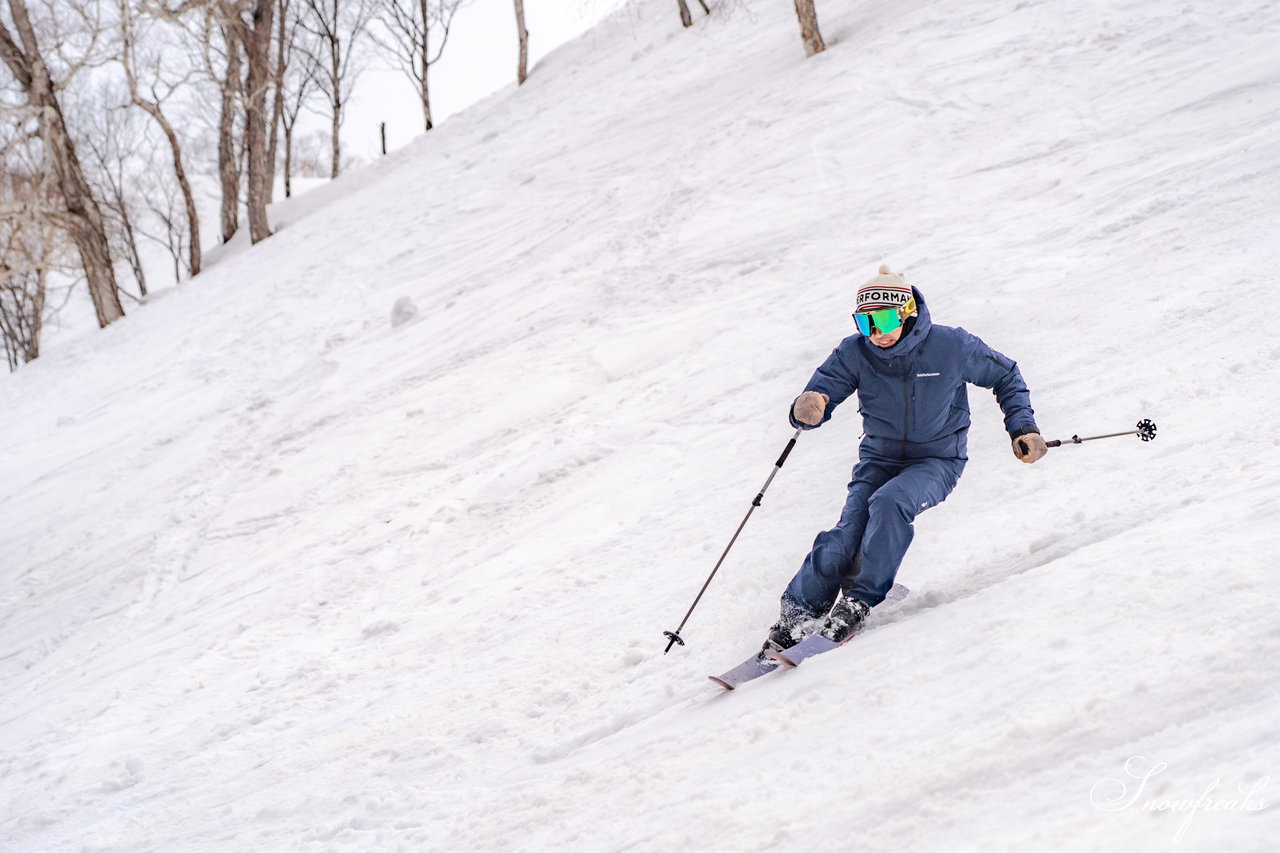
left=278, top=21, right=317, bottom=197
left=165, top=0, right=273, bottom=244
left=0, top=143, right=86, bottom=369
left=793, top=0, right=824, bottom=56
left=0, top=165, right=49, bottom=368
left=140, top=158, right=188, bottom=284
left=182, top=5, right=242, bottom=243
left=118, top=0, right=202, bottom=275
left=266, top=0, right=290, bottom=202
left=376, top=0, right=464, bottom=133
left=268, top=0, right=316, bottom=198
left=197, top=8, right=244, bottom=243
left=299, top=0, right=374, bottom=179
left=0, top=240, right=48, bottom=370
left=0, top=0, right=125, bottom=327
left=237, top=0, right=274, bottom=242
left=513, top=0, right=526, bottom=84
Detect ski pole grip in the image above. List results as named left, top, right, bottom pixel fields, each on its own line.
left=1046, top=439, right=1062, bottom=448
left=775, top=437, right=798, bottom=468
left=773, top=426, right=804, bottom=468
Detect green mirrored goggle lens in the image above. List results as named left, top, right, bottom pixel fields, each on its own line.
left=853, top=307, right=903, bottom=336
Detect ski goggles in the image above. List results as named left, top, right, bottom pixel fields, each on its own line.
left=853, top=297, right=916, bottom=336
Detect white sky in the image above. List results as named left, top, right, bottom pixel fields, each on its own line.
left=341, top=0, right=628, bottom=161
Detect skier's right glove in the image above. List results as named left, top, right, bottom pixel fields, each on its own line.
left=1013, top=432, right=1049, bottom=463
left=792, top=391, right=829, bottom=426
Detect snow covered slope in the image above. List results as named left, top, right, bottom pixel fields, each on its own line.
left=3, top=1, right=1278, bottom=850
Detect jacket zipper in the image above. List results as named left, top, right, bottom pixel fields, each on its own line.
left=894, top=356, right=910, bottom=445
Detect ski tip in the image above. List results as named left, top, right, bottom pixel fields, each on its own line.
left=707, top=675, right=734, bottom=690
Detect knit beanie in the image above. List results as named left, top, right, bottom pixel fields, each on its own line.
left=856, top=264, right=913, bottom=311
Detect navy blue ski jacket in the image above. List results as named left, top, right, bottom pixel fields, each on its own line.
left=791, top=287, right=1038, bottom=461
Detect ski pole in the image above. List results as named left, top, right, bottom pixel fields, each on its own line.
left=1019, top=418, right=1157, bottom=454
left=663, top=427, right=804, bottom=654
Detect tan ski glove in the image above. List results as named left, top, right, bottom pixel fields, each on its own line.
left=792, top=392, right=829, bottom=426
left=1013, top=433, right=1049, bottom=463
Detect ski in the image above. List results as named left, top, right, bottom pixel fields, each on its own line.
left=707, top=652, right=781, bottom=690
left=709, top=583, right=910, bottom=688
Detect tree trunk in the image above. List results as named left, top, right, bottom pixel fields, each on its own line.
left=329, top=46, right=341, bottom=178
left=66, top=198, right=124, bottom=327
left=123, top=213, right=148, bottom=297
left=267, top=0, right=289, bottom=204
left=28, top=267, right=45, bottom=361
left=514, top=0, right=528, bottom=84
left=0, top=0, right=124, bottom=327
left=239, top=0, right=275, bottom=243
left=161, top=115, right=202, bottom=277
left=677, top=0, right=692, bottom=28
left=793, top=0, right=825, bottom=57
left=218, top=23, right=242, bottom=244
left=283, top=122, right=294, bottom=198
left=137, top=100, right=203, bottom=276
left=420, top=0, right=432, bottom=131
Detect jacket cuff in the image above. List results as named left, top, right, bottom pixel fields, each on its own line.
left=1009, top=424, right=1040, bottom=439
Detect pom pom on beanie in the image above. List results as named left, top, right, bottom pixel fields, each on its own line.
left=856, top=264, right=913, bottom=311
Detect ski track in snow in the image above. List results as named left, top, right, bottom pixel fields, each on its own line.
left=3, top=0, right=1280, bottom=851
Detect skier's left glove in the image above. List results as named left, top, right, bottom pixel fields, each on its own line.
left=792, top=392, right=829, bottom=427
left=1013, top=432, right=1048, bottom=463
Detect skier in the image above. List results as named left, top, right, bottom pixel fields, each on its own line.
left=764, top=264, right=1048, bottom=652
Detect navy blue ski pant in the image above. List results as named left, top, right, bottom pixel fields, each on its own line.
left=780, top=456, right=965, bottom=621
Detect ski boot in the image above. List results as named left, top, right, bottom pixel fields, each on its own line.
left=821, top=595, right=871, bottom=643
left=761, top=620, right=802, bottom=654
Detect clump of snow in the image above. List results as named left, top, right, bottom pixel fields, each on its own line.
left=390, top=296, right=418, bottom=328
